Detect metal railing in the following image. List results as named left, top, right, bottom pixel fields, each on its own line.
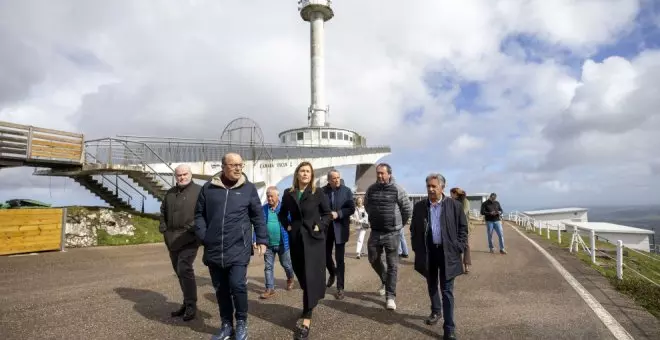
left=85, top=136, right=391, bottom=165
left=507, top=211, right=660, bottom=285
left=92, top=174, right=146, bottom=213
left=85, top=138, right=175, bottom=189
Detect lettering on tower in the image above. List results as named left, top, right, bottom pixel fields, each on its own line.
left=259, top=161, right=294, bottom=169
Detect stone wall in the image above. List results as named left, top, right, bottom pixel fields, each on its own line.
left=65, top=208, right=136, bottom=247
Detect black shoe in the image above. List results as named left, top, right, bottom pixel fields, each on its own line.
left=171, top=305, right=186, bottom=317
left=335, top=289, right=345, bottom=300
left=425, top=312, right=440, bottom=325
left=294, top=324, right=310, bottom=340
left=182, top=305, right=196, bottom=321
left=326, top=274, right=336, bottom=288
left=399, top=253, right=409, bottom=258
left=443, top=332, right=457, bottom=340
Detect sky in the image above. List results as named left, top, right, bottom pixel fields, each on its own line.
left=1, top=0, right=659, bottom=212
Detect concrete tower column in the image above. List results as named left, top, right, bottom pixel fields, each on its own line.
left=299, top=0, right=334, bottom=128
left=355, top=163, right=377, bottom=193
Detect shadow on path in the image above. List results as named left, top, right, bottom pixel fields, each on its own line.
left=114, top=287, right=216, bottom=335
left=322, top=290, right=440, bottom=338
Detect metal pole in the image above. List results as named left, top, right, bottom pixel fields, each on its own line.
left=60, top=207, right=68, bottom=252
left=616, top=240, right=623, bottom=280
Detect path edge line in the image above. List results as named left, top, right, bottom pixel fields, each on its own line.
left=507, top=222, right=635, bottom=340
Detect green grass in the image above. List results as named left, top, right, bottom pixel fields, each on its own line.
left=97, top=215, right=163, bottom=246
left=517, top=223, right=660, bottom=318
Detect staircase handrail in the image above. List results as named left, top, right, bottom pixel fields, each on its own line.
left=85, top=137, right=175, bottom=189
left=85, top=151, right=148, bottom=201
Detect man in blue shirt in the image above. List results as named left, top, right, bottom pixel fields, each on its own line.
left=254, top=186, right=295, bottom=299
left=409, top=173, right=467, bottom=340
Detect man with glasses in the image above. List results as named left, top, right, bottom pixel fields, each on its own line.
left=159, top=164, right=202, bottom=321
left=195, top=152, right=268, bottom=340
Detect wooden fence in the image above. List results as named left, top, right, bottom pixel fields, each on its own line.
left=0, top=208, right=67, bottom=256
left=0, top=121, right=84, bottom=164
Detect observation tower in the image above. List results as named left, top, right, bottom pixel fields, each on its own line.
left=278, top=0, right=368, bottom=148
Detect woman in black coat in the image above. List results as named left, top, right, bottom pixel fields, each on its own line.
left=278, top=161, right=332, bottom=340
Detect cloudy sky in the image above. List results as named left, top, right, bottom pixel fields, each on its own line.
left=1, top=0, right=659, bottom=212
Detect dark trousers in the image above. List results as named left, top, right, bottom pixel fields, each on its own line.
left=427, top=243, right=455, bottom=334
left=367, top=230, right=400, bottom=298
left=208, top=263, right=249, bottom=322
left=168, top=245, right=199, bottom=306
left=325, top=225, right=346, bottom=290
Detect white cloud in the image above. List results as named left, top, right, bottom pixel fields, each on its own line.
left=0, top=0, right=657, bottom=209
left=450, top=134, right=485, bottom=155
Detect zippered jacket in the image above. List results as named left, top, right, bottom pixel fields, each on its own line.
left=194, top=172, right=268, bottom=267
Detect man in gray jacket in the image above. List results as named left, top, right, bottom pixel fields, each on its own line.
left=364, top=163, right=412, bottom=310
left=159, top=164, right=202, bottom=321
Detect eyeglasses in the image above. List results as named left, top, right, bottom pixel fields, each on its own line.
left=224, top=163, right=244, bottom=169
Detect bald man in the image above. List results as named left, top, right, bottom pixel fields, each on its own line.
left=159, top=164, right=202, bottom=321
left=195, top=152, right=268, bottom=340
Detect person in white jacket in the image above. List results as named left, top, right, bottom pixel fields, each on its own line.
left=351, top=196, right=370, bottom=259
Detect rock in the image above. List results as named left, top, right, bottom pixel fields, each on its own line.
left=64, top=207, right=136, bottom=248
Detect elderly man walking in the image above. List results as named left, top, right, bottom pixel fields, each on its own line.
left=254, top=186, right=295, bottom=299
left=410, top=173, right=467, bottom=340
left=195, top=152, right=268, bottom=340
left=364, top=163, right=412, bottom=310
left=322, top=169, right=355, bottom=300
left=159, top=164, right=202, bottom=321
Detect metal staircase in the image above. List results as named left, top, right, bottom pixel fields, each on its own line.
left=73, top=175, right=137, bottom=212
left=125, top=171, right=168, bottom=200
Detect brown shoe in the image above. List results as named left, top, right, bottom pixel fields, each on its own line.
left=287, top=278, right=294, bottom=291
left=259, top=288, right=276, bottom=299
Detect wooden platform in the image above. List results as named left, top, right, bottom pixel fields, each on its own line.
left=0, top=121, right=84, bottom=169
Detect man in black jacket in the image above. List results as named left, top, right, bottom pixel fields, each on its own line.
left=323, top=170, right=356, bottom=300
left=364, top=163, right=412, bottom=311
left=159, top=164, right=202, bottom=321
left=480, top=193, right=506, bottom=254
left=410, top=173, right=467, bottom=340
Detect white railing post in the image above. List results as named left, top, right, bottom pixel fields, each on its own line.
left=539, top=221, right=543, bottom=235
left=590, top=229, right=596, bottom=264
left=616, top=240, right=623, bottom=280
left=547, top=224, right=550, bottom=239
left=557, top=225, right=561, bottom=244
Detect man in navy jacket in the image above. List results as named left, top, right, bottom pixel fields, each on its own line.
left=323, top=170, right=356, bottom=300
left=195, top=152, right=268, bottom=340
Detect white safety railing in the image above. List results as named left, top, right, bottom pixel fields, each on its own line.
left=507, top=211, right=660, bottom=287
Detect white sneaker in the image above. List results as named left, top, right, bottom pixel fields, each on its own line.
left=378, top=285, right=386, bottom=296
left=386, top=298, right=396, bottom=310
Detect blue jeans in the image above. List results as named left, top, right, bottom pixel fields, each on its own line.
left=486, top=221, right=505, bottom=250
left=208, top=263, right=248, bottom=322
left=398, top=228, right=409, bottom=255
left=264, top=245, right=294, bottom=289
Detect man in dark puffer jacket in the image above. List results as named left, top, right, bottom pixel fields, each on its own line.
left=194, top=152, right=268, bottom=340
left=364, top=163, right=412, bottom=311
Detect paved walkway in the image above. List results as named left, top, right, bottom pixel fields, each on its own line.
left=0, top=222, right=631, bottom=339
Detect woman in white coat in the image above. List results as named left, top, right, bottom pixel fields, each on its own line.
left=351, top=196, right=370, bottom=259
